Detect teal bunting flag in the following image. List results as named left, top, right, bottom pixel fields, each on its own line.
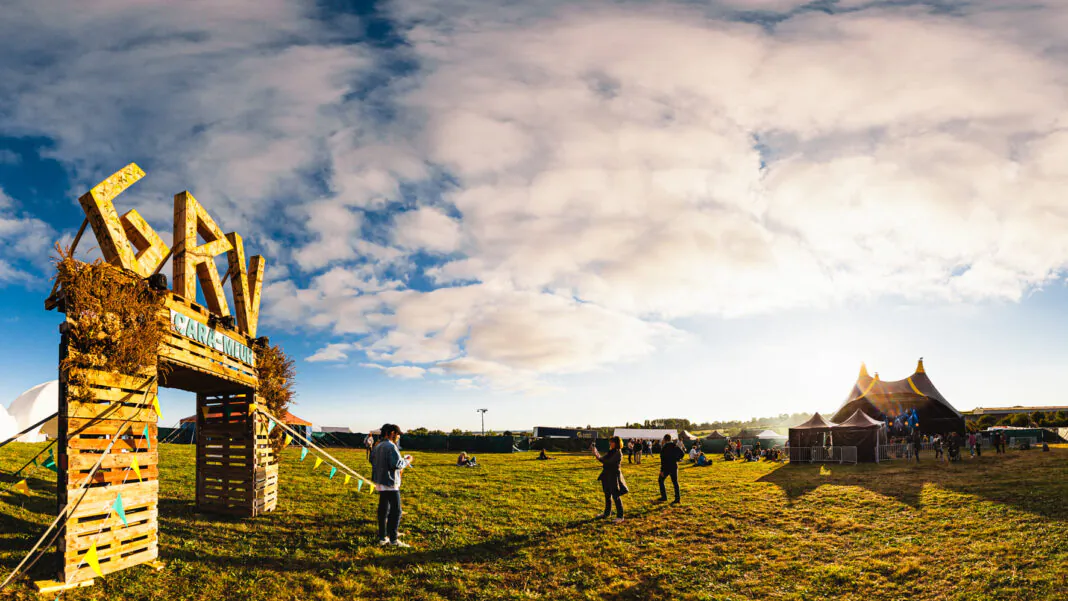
left=268, top=421, right=276, bottom=435
left=357, top=479, right=363, bottom=492
left=143, top=425, right=151, bottom=451
left=300, top=447, right=309, bottom=461
left=113, top=493, right=128, bottom=526
left=329, top=466, right=337, bottom=480
left=42, top=457, right=57, bottom=472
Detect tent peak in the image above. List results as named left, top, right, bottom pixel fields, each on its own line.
left=916, top=357, right=925, bottom=373
left=859, top=362, right=870, bottom=379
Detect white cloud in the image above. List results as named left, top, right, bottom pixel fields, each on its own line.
left=383, top=365, right=427, bottom=379
left=392, top=207, right=462, bottom=254
left=306, top=343, right=358, bottom=363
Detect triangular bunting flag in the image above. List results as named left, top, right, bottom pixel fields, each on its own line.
left=84, top=543, right=104, bottom=579
left=300, top=447, right=308, bottom=461
left=31, top=457, right=37, bottom=467
left=202, top=406, right=209, bottom=419
left=249, top=403, right=258, bottom=414
left=344, top=474, right=351, bottom=485
left=42, top=457, right=57, bottom=473
left=143, top=425, right=151, bottom=451
left=130, top=456, right=142, bottom=480
left=268, top=421, right=276, bottom=435
left=357, top=479, right=363, bottom=492
left=313, top=457, right=323, bottom=470
left=12, top=479, right=30, bottom=494
left=152, top=395, right=162, bottom=419
left=329, top=466, right=337, bottom=479
left=284, top=434, right=292, bottom=447
left=113, top=493, right=128, bottom=526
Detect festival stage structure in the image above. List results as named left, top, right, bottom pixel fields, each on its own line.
left=832, top=359, right=965, bottom=434
left=42, top=164, right=274, bottom=588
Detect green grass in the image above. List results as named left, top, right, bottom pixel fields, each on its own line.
left=1, top=444, right=1066, bottom=600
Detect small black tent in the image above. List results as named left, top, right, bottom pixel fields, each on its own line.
left=831, top=409, right=886, bottom=462
left=787, top=413, right=837, bottom=457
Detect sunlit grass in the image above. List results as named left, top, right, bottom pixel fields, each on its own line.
left=1, top=443, right=1066, bottom=600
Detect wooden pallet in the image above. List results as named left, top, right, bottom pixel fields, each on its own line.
left=160, top=294, right=257, bottom=391
left=58, top=361, right=159, bottom=584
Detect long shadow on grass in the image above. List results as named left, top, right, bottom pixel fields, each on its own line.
left=757, top=450, right=1068, bottom=520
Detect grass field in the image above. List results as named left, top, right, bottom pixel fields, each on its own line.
left=1, top=443, right=1066, bottom=600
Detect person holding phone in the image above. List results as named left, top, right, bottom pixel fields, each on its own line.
left=592, top=437, right=628, bottom=523
left=658, top=433, right=684, bottom=504
left=371, top=423, right=413, bottom=547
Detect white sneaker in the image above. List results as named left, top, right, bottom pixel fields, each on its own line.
left=377, top=538, right=390, bottom=546
left=390, top=540, right=411, bottom=548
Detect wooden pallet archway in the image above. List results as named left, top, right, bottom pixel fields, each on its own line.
left=49, top=164, right=275, bottom=586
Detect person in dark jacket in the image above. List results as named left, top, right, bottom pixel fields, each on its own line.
left=658, top=433, right=684, bottom=504
left=592, top=436, right=627, bottom=522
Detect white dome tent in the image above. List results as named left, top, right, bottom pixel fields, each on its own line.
left=0, top=405, right=17, bottom=442
left=6, top=380, right=59, bottom=442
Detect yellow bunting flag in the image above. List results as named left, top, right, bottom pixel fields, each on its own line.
left=313, top=457, right=323, bottom=470
left=249, top=403, right=258, bottom=414
left=130, top=456, right=142, bottom=480
left=84, top=543, right=104, bottom=579
left=344, top=474, right=351, bottom=485
left=12, top=479, right=30, bottom=494
left=283, top=434, right=292, bottom=447
left=152, top=395, right=162, bottom=419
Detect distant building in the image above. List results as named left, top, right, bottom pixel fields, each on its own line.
left=321, top=426, right=352, bottom=433
left=964, top=406, right=1068, bottom=421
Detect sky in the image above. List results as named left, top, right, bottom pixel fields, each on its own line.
left=2, top=0, right=1068, bottom=433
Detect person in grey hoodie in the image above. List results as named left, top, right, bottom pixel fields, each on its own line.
left=371, top=423, right=412, bottom=547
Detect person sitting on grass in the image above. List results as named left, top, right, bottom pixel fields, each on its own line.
left=456, top=452, right=477, bottom=467
left=723, top=448, right=734, bottom=461
left=537, top=449, right=553, bottom=460
left=689, top=445, right=700, bottom=463
left=696, top=452, right=711, bottom=466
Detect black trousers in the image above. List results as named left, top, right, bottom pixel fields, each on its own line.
left=659, top=470, right=680, bottom=501
left=603, top=492, right=623, bottom=518
left=377, top=490, right=402, bottom=541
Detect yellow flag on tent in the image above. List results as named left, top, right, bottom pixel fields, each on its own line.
left=12, top=479, right=30, bottom=494
left=84, top=543, right=104, bottom=578
left=130, top=456, right=142, bottom=480
left=249, top=403, right=258, bottom=414
left=152, top=396, right=162, bottom=419
left=344, top=474, right=351, bottom=485
left=313, top=457, right=323, bottom=470
left=283, top=434, right=292, bottom=447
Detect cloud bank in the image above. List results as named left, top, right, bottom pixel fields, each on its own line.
left=3, top=0, right=1068, bottom=389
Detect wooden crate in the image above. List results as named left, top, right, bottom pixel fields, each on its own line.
left=196, top=390, right=259, bottom=516
left=253, top=402, right=278, bottom=515
left=58, top=361, right=159, bottom=584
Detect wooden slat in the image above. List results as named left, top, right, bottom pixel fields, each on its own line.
left=68, top=436, right=151, bottom=452
left=66, top=519, right=158, bottom=553
left=161, top=333, right=257, bottom=374
left=65, top=508, right=158, bottom=537
left=67, top=402, right=156, bottom=422
left=67, top=420, right=157, bottom=438
left=75, top=368, right=155, bottom=391
left=64, top=546, right=158, bottom=582
left=66, top=465, right=159, bottom=488
left=67, top=481, right=158, bottom=517
left=66, top=532, right=157, bottom=561
left=67, top=450, right=158, bottom=471
left=159, top=344, right=257, bottom=387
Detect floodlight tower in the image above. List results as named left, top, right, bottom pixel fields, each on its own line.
left=477, top=408, right=488, bottom=436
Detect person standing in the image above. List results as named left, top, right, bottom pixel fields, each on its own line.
left=658, top=433, right=684, bottom=505
left=626, top=439, right=634, bottom=464
left=592, top=437, right=627, bottom=523
left=911, top=429, right=922, bottom=463
left=633, top=438, right=642, bottom=464
left=364, top=432, right=375, bottom=461
left=371, top=424, right=413, bottom=547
